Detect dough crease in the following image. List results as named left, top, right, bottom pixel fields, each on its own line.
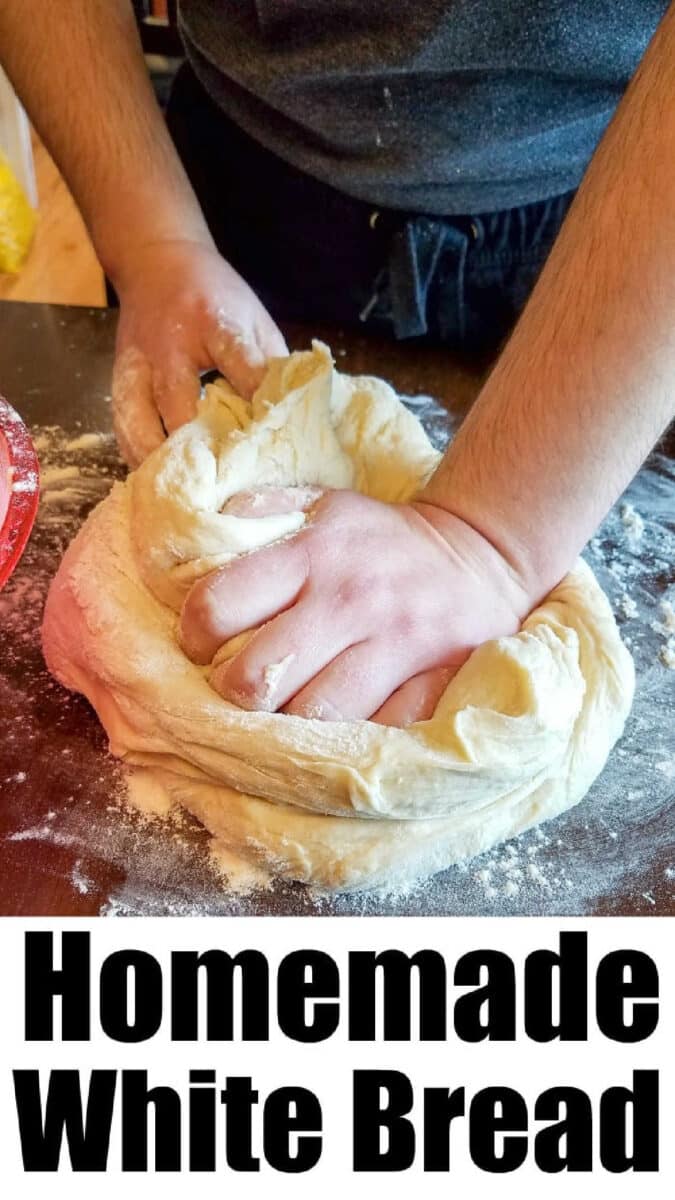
left=42, top=343, right=635, bottom=891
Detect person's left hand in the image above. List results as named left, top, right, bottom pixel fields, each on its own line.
left=179, top=487, right=535, bottom=727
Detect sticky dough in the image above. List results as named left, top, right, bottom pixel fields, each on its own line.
left=42, top=343, right=635, bottom=892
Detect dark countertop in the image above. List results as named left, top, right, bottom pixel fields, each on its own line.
left=0, top=299, right=673, bottom=917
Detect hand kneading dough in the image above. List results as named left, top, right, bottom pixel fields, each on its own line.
left=42, top=343, right=635, bottom=892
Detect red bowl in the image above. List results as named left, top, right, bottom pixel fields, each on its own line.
left=0, top=395, right=40, bottom=590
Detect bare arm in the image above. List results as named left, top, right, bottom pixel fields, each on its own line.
left=421, top=2, right=675, bottom=600
left=0, top=0, right=286, bottom=462
left=0, top=0, right=204, bottom=275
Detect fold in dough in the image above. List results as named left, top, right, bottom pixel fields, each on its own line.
left=42, top=343, right=635, bottom=891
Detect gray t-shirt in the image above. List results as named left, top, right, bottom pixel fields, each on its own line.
left=178, top=1, right=667, bottom=215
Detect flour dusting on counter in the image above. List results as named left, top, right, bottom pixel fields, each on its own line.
left=1, top=412, right=673, bottom=916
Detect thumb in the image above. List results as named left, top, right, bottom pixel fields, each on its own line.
left=221, top=486, right=324, bottom=518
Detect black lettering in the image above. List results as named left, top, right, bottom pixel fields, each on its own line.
left=171, top=950, right=269, bottom=1040
left=534, top=1087, right=593, bottom=1171
left=454, top=951, right=516, bottom=1041
left=353, top=1071, right=415, bottom=1170
left=100, top=951, right=162, bottom=1042
left=348, top=951, right=446, bottom=1040
left=13, top=1069, right=115, bottom=1171
left=221, top=1076, right=260, bottom=1171
left=121, top=1071, right=180, bottom=1171
left=469, top=1088, right=528, bottom=1173
left=25, top=932, right=90, bottom=1041
left=189, top=1071, right=217, bottom=1172
left=277, top=951, right=340, bottom=1043
left=599, top=1071, right=659, bottom=1172
left=596, top=952, right=659, bottom=1042
left=524, top=932, right=587, bottom=1041
left=423, top=1087, right=466, bottom=1171
left=263, top=1088, right=323, bottom=1172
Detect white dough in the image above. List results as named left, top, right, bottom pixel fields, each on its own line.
left=42, top=343, right=635, bottom=892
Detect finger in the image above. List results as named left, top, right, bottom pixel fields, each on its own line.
left=208, top=326, right=267, bottom=399
left=152, top=358, right=201, bottom=434
left=222, top=486, right=324, bottom=518
left=372, top=666, right=457, bottom=728
left=180, top=536, right=309, bottom=664
left=254, top=318, right=288, bottom=360
left=112, top=348, right=165, bottom=468
left=207, top=317, right=287, bottom=399
left=210, top=598, right=352, bottom=711
left=284, top=638, right=408, bottom=722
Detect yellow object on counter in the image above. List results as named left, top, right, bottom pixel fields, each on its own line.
left=0, top=151, right=36, bottom=273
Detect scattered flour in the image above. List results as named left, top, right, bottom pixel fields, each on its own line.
left=262, top=653, right=296, bottom=700
left=209, top=844, right=272, bottom=896
left=660, top=642, right=675, bottom=670
left=651, top=604, right=675, bottom=636
left=620, top=502, right=645, bottom=548
left=39, top=465, right=81, bottom=487
left=65, top=432, right=113, bottom=452
left=7, top=825, right=80, bottom=847
left=658, top=599, right=675, bottom=632
left=619, top=594, right=638, bottom=619
left=1, top=418, right=673, bottom=917
left=71, top=860, right=95, bottom=895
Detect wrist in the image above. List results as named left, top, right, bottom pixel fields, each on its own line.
left=94, top=191, right=215, bottom=290
left=102, top=227, right=217, bottom=294
left=418, top=419, right=581, bottom=607
left=410, top=500, right=538, bottom=621
left=415, top=449, right=576, bottom=609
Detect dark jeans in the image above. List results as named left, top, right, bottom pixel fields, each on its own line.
left=166, top=62, right=574, bottom=355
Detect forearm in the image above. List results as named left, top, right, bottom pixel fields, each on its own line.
left=422, top=3, right=675, bottom=601
left=0, top=0, right=211, bottom=282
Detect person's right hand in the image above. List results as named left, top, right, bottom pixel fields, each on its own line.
left=111, top=238, right=287, bottom=467
left=180, top=487, right=535, bottom=726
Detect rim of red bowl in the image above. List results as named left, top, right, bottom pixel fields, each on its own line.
left=0, top=395, right=40, bottom=591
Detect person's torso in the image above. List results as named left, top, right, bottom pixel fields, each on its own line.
left=178, top=0, right=668, bottom=214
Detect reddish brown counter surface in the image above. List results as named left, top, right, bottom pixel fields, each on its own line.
left=0, top=300, right=673, bottom=917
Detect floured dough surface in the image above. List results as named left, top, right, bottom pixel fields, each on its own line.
left=42, top=343, right=635, bottom=892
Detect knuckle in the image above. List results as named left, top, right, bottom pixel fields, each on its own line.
left=390, top=608, right=419, bottom=641
left=218, top=656, right=268, bottom=710
left=320, top=489, right=358, bottom=521
left=181, top=579, right=222, bottom=645
left=333, top=576, right=365, bottom=612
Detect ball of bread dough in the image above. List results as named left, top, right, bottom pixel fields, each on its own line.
left=42, top=343, right=634, bottom=891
